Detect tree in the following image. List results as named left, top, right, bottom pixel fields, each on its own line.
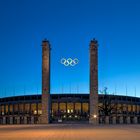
left=99, top=87, right=121, bottom=116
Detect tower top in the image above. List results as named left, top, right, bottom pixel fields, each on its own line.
left=42, top=39, right=51, bottom=48
left=42, top=38, right=49, bottom=42
left=90, top=38, right=98, bottom=45
left=90, top=38, right=98, bottom=49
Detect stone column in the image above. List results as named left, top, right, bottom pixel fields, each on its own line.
left=99, top=117, right=102, bottom=124
left=40, top=39, right=51, bottom=124
left=31, top=116, right=34, bottom=124
left=134, top=117, right=138, bottom=124
left=105, top=116, right=109, bottom=124
left=17, top=117, right=20, bottom=124
left=10, top=117, right=13, bottom=124
left=127, top=116, right=130, bottom=124
left=3, top=117, right=6, bottom=124
left=24, top=116, right=27, bottom=124
left=112, top=116, right=116, bottom=124
left=89, top=39, right=99, bottom=125
left=119, top=116, right=123, bottom=124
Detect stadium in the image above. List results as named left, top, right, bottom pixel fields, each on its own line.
left=0, top=39, right=140, bottom=125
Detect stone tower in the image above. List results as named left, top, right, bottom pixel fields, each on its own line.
left=40, top=39, right=51, bottom=124
left=89, top=39, right=99, bottom=125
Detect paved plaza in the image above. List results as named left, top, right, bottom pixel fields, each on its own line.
left=0, top=124, right=140, bottom=140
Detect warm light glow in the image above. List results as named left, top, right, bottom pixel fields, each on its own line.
left=38, top=110, right=42, bottom=115
left=67, top=109, right=70, bottom=113
left=93, top=115, right=97, bottom=118
left=34, top=110, right=37, bottom=115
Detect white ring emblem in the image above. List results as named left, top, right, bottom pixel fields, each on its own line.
left=61, top=58, right=79, bottom=66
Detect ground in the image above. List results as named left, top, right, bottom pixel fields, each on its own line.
left=0, top=124, right=140, bottom=140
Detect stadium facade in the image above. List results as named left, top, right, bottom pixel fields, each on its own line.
left=0, top=39, right=140, bottom=125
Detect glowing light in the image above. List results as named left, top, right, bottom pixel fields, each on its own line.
left=93, top=115, right=97, bottom=118
left=38, top=110, right=42, bottom=115
left=34, top=110, right=37, bottom=115
left=71, top=109, right=73, bottom=113
left=67, top=109, right=70, bottom=113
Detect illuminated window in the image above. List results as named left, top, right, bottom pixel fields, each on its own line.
left=132, top=105, right=135, bottom=112
left=123, top=104, right=127, bottom=111
left=14, top=104, right=18, bottom=113
left=52, top=103, right=58, bottom=114
left=38, top=103, right=42, bottom=115
left=0, top=105, right=1, bottom=115
left=67, top=103, right=74, bottom=113
left=25, top=104, right=30, bottom=114
left=31, top=103, right=37, bottom=114
left=6, top=105, right=8, bottom=114
left=137, top=105, right=139, bottom=113
left=67, top=109, right=70, bottom=113
left=128, top=105, right=131, bottom=112
left=9, top=104, right=13, bottom=113
left=34, top=110, right=37, bottom=115
left=19, top=104, right=24, bottom=113
left=75, top=103, right=81, bottom=113
left=82, top=103, right=89, bottom=113
left=117, top=104, right=122, bottom=113
left=59, top=103, right=66, bottom=113
left=2, top=105, right=4, bottom=115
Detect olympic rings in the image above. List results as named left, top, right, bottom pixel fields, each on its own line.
left=60, top=58, right=79, bottom=66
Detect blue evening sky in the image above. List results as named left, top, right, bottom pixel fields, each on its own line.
left=0, top=0, right=140, bottom=97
